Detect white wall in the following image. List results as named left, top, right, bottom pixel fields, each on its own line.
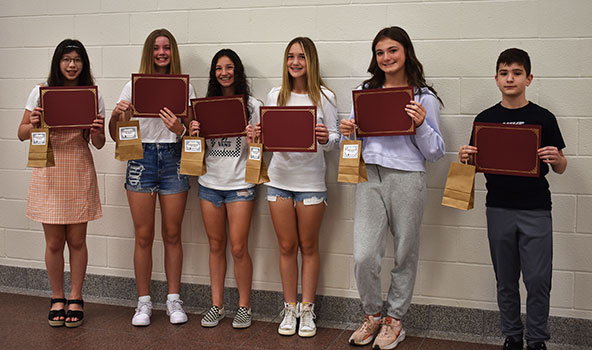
left=1, top=0, right=591, bottom=320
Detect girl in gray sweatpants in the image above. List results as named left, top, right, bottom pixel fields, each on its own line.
left=340, top=26, right=445, bottom=350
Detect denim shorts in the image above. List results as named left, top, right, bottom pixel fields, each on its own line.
left=198, top=184, right=256, bottom=207
left=125, top=142, right=190, bottom=195
left=266, top=186, right=327, bottom=206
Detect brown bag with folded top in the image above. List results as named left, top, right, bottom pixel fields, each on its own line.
left=115, top=110, right=143, bottom=161
left=441, top=160, right=475, bottom=210
left=27, top=128, right=55, bottom=168
left=337, top=129, right=368, bottom=184
left=245, top=137, right=269, bottom=184
left=180, top=134, right=207, bottom=176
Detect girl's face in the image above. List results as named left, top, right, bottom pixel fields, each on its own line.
left=375, top=38, right=406, bottom=76
left=153, top=36, right=171, bottom=71
left=287, top=42, right=307, bottom=80
left=215, top=56, right=235, bottom=88
left=60, top=50, right=83, bottom=83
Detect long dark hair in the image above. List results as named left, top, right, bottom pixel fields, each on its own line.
left=363, top=27, right=441, bottom=104
left=206, top=49, right=253, bottom=119
left=48, top=39, right=94, bottom=87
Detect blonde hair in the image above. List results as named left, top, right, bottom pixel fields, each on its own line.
left=278, top=37, right=334, bottom=107
left=139, top=28, right=182, bottom=74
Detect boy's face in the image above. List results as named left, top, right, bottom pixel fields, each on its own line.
left=495, top=62, right=533, bottom=98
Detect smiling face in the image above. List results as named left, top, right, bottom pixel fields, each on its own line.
left=153, top=36, right=171, bottom=73
left=215, top=56, right=235, bottom=89
left=495, top=62, right=533, bottom=98
left=59, top=50, right=83, bottom=84
left=375, top=38, right=406, bottom=77
left=286, top=42, right=307, bottom=80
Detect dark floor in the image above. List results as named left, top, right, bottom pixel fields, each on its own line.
left=0, top=292, right=501, bottom=350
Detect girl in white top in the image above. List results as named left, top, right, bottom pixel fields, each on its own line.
left=255, top=37, right=339, bottom=337
left=189, top=49, right=262, bottom=329
left=108, top=28, right=195, bottom=327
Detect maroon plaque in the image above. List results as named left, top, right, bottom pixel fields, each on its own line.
left=353, top=86, right=415, bottom=137
left=40, top=86, right=98, bottom=129
left=261, top=106, right=317, bottom=152
left=132, top=73, right=189, bottom=118
left=191, top=95, right=247, bottom=139
left=473, top=122, right=541, bottom=177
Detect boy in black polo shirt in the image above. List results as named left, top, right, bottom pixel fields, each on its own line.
left=459, top=48, right=567, bottom=350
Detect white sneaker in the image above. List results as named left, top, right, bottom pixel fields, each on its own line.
left=131, top=300, right=152, bottom=327
left=298, top=302, right=317, bottom=337
left=278, top=302, right=298, bottom=336
left=166, top=298, right=188, bottom=325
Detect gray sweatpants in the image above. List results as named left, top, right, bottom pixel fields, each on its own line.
left=487, top=207, right=552, bottom=346
left=353, top=165, right=426, bottom=319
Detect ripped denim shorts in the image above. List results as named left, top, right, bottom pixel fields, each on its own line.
left=266, top=186, right=327, bottom=206
left=198, top=184, right=256, bottom=207
left=125, top=142, right=190, bottom=195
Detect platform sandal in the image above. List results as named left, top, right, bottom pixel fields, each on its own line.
left=48, top=298, right=67, bottom=327
left=65, top=299, right=84, bottom=328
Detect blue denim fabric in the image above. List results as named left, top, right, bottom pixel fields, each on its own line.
left=198, top=184, right=256, bottom=207
left=265, top=186, right=327, bottom=205
left=125, top=143, right=189, bottom=195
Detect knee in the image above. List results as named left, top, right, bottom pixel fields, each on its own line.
left=230, top=243, right=248, bottom=260
left=299, top=240, right=318, bottom=257
left=66, top=236, right=86, bottom=251
left=135, top=230, right=154, bottom=250
left=162, top=230, right=181, bottom=246
left=278, top=241, right=298, bottom=257
left=46, top=239, right=65, bottom=254
left=354, top=250, right=379, bottom=272
left=208, top=236, right=227, bottom=255
left=523, top=272, right=551, bottom=293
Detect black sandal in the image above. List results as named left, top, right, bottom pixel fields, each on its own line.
left=48, top=298, right=67, bottom=327
left=65, top=299, right=84, bottom=328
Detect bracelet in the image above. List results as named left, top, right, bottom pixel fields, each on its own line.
left=177, top=124, right=187, bottom=141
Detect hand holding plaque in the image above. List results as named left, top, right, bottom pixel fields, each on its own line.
left=191, top=95, right=247, bottom=139
left=260, top=106, right=317, bottom=152
left=40, top=86, right=99, bottom=129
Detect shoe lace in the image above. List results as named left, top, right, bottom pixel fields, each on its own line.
left=168, top=299, right=183, bottom=313
left=359, top=316, right=376, bottom=332
left=300, top=306, right=316, bottom=328
left=280, top=304, right=297, bottom=324
left=135, top=301, right=151, bottom=314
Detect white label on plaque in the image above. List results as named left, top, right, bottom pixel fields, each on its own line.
left=31, top=132, right=47, bottom=146
left=249, top=146, right=261, bottom=160
left=119, top=126, right=138, bottom=141
left=185, top=139, right=202, bottom=152
left=343, top=144, right=359, bottom=159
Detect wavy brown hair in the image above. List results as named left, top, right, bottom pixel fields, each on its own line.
left=363, top=26, right=441, bottom=105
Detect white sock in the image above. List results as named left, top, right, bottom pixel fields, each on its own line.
left=167, top=293, right=180, bottom=301
left=138, top=295, right=151, bottom=303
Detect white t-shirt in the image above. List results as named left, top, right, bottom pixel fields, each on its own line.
left=117, top=80, right=197, bottom=143
left=26, top=84, right=106, bottom=119
left=265, top=86, right=339, bottom=192
left=198, top=96, right=262, bottom=190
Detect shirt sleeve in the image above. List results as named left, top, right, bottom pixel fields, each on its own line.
left=413, top=91, right=446, bottom=162
left=25, top=85, right=41, bottom=111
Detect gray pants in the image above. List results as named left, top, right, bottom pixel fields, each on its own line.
left=353, top=165, right=426, bottom=319
left=487, top=207, right=552, bottom=346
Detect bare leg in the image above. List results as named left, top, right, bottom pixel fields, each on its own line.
left=64, top=222, right=88, bottom=321
left=43, top=224, right=67, bottom=320
left=201, top=199, right=228, bottom=307
left=226, top=200, right=254, bottom=307
left=127, top=191, right=157, bottom=296
left=295, top=202, right=325, bottom=303
left=159, top=191, right=188, bottom=294
left=269, top=198, right=299, bottom=303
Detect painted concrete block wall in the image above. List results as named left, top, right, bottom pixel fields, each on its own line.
left=0, top=0, right=590, bottom=320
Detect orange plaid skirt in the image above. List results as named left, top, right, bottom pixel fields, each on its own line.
left=26, top=129, right=102, bottom=224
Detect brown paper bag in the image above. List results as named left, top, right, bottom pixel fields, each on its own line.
left=337, top=130, right=367, bottom=184
left=441, top=161, right=475, bottom=210
left=115, top=110, right=143, bottom=160
left=27, top=128, right=55, bottom=168
left=245, top=139, right=269, bottom=184
left=180, top=135, right=207, bottom=176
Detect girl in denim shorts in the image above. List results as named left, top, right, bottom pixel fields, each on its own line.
left=108, top=28, right=196, bottom=327
left=254, top=37, right=339, bottom=337
left=189, top=49, right=262, bottom=329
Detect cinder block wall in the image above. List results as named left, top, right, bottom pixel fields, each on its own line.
left=1, top=0, right=591, bottom=321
